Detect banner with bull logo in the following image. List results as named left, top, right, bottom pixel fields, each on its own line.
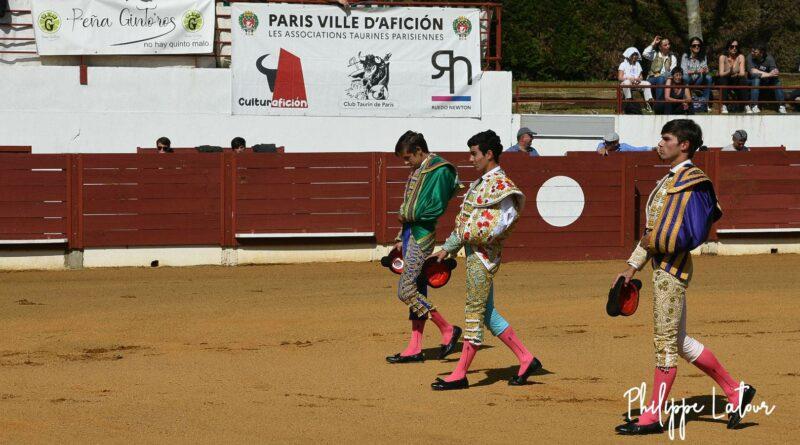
left=231, top=3, right=482, bottom=118
left=31, top=0, right=214, bottom=55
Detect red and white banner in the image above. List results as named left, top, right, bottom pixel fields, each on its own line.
left=231, top=3, right=482, bottom=118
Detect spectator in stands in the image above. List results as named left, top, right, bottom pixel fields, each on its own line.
left=665, top=67, right=693, bottom=115
left=717, top=39, right=747, bottom=114
left=681, top=37, right=712, bottom=112
left=156, top=137, right=173, bottom=154
left=596, top=132, right=653, bottom=155
left=619, top=47, right=653, bottom=110
left=746, top=43, right=787, bottom=114
left=506, top=127, right=540, bottom=156
left=231, top=137, right=247, bottom=153
left=790, top=62, right=800, bottom=111
left=643, top=35, right=678, bottom=114
left=722, top=130, right=749, bottom=152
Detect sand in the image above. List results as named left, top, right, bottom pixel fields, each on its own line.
left=1, top=254, right=798, bottom=444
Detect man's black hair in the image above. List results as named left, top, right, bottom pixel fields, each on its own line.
left=467, top=130, right=503, bottom=163
left=661, top=119, right=703, bottom=158
left=394, top=130, right=429, bottom=155
left=231, top=137, right=246, bottom=149
left=156, top=136, right=173, bottom=153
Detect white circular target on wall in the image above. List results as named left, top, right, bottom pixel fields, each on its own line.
left=536, top=176, right=585, bottom=227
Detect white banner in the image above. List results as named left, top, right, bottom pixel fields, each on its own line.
left=32, top=0, right=215, bottom=55
left=231, top=4, right=482, bottom=118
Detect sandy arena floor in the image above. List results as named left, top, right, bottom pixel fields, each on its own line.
left=0, top=254, right=798, bottom=444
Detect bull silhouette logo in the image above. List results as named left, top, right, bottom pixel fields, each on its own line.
left=346, top=51, right=391, bottom=100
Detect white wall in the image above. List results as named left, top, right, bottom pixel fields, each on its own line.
left=616, top=114, right=800, bottom=150
left=521, top=114, right=800, bottom=156
left=0, top=65, right=514, bottom=153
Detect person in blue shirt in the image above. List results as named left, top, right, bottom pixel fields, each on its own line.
left=506, top=127, right=540, bottom=156
left=596, top=132, right=654, bottom=156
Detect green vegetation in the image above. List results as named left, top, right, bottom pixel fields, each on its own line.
left=502, top=0, right=800, bottom=81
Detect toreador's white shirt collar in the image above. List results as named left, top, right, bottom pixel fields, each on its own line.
left=670, top=159, right=693, bottom=174
left=480, top=165, right=502, bottom=181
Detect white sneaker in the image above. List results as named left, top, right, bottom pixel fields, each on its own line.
left=745, top=105, right=753, bottom=114
left=779, top=105, right=787, bottom=114
left=752, top=105, right=761, bottom=113
left=721, top=105, right=728, bottom=114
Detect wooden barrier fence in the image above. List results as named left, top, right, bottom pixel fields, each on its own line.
left=1, top=151, right=798, bottom=261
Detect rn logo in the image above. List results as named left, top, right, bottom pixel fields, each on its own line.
left=242, top=49, right=308, bottom=109
left=431, top=50, right=472, bottom=102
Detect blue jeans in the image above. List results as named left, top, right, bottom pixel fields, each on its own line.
left=684, top=74, right=713, bottom=101
left=647, top=76, right=668, bottom=114
left=750, top=77, right=785, bottom=106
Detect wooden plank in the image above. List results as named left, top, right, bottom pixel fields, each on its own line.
left=81, top=154, right=221, bottom=169
left=0, top=202, right=67, bottom=217
left=717, top=209, right=800, bottom=225
left=236, top=214, right=372, bottom=231
left=718, top=179, right=800, bottom=195
left=386, top=184, right=623, bottom=199
left=236, top=167, right=371, bottom=184
left=0, top=217, right=67, bottom=234
left=504, top=230, right=621, bottom=248
left=82, top=168, right=221, bottom=184
left=82, top=228, right=220, bottom=247
left=721, top=165, right=800, bottom=181
left=0, top=146, right=32, bottom=154
left=236, top=198, right=371, bottom=215
left=0, top=185, right=67, bottom=202
left=719, top=152, right=800, bottom=166
left=82, top=213, right=220, bottom=231
left=718, top=194, right=800, bottom=210
left=82, top=198, right=219, bottom=214
left=236, top=183, right=371, bottom=199
left=0, top=170, right=66, bottom=186
left=0, top=155, right=67, bottom=169
left=236, top=153, right=372, bottom=168
left=82, top=183, right=221, bottom=200
left=502, top=245, right=629, bottom=262
left=513, top=216, right=622, bottom=233
left=0, top=234, right=67, bottom=241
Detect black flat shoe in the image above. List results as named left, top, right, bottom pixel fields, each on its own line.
left=728, top=384, right=757, bottom=429
left=439, top=326, right=462, bottom=359
left=615, top=420, right=664, bottom=435
left=431, top=377, right=469, bottom=391
left=509, top=357, right=542, bottom=386
left=385, top=353, right=424, bottom=364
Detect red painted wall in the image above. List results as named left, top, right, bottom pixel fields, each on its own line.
left=1, top=150, right=798, bottom=262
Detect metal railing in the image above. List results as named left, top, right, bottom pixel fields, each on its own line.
left=1, top=1, right=502, bottom=70
left=514, top=83, right=800, bottom=114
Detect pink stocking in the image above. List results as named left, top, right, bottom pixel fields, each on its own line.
left=637, top=367, right=677, bottom=426
left=497, top=327, right=534, bottom=375
left=444, top=341, right=478, bottom=382
left=400, top=320, right=425, bottom=356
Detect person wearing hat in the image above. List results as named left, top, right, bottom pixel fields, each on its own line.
left=722, top=130, right=749, bottom=152
left=612, top=119, right=755, bottom=435
left=506, top=127, right=540, bottom=156
left=596, top=132, right=654, bottom=155
left=427, top=130, right=541, bottom=390
left=385, top=131, right=462, bottom=364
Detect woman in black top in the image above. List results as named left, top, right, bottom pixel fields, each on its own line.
left=665, top=67, right=693, bottom=114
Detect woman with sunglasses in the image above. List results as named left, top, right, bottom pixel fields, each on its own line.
left=717, top=39, right=746, bottom=113
left=680, top=37, right=713, bottom=112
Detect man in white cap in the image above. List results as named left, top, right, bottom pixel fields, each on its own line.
left=596, top=132, right=654, bottom=156
left=722, top=130, right=749, bottom=152
left=506, top=127, right=540, bottom=156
